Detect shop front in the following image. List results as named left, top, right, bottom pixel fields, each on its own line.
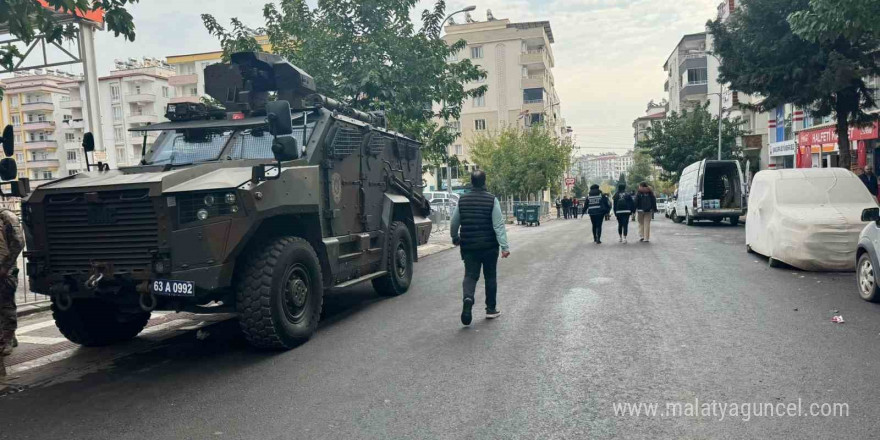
left=768, top=139, right=796, bottom=169
left=796, top=122, right=880, bottom=169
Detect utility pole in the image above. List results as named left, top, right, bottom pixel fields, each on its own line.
left=718, top=82, right=723, bottom=160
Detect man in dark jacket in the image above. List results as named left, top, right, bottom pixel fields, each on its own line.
left=859, top=168, right=878, bottom=198
left=561, top=196, right=571, bottom=219
left=450, top=170, right=510, bottom=325
left=635, top=182, right=658, bottom=242
left=612, top=184, right=635, bottom=243
left=571, top=196, right=579, bottom=219
left=586, top=184, right=610, bottom=243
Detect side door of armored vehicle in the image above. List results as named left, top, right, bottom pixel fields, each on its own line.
left=324, top=122, right=365, bottom=237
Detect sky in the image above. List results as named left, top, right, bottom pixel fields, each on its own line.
left=80, top=0, right=721, bottom=154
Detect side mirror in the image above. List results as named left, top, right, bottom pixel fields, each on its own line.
left=82, top=132, right=95, bottom=153
left=271, top=136, right=299, bottom=162
left=1, top=125, right=13, bottom=157
left=0, top=158, right=17, bottom=181
left=266, top=100, right=293, bottom=136
left=862, top=207, right=880, bottom=223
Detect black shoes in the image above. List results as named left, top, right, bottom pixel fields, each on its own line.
left=486, top=308, right=502, bottom=319
left=461, top=298, right=474, bottom=325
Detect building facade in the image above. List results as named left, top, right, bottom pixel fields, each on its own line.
left=98, top=58, right=176, bottom=166
left=632, top=99, right=667, bottom=145
left=573, top=153, right=634, bottom=184
left=427, top=14, right=562, bottom=192
left=664, top=33, right=708, bottom=114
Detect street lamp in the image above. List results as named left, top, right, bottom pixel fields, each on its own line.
left=707, top=53, right=724, bottom=160
left=439, top=5, right=475, bottom=194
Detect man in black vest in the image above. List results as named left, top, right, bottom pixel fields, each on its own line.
left=450, top=170, right=510, bottom=325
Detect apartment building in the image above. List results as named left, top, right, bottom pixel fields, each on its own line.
left=98, top=58, right=176, bottom=166
left=573, top=153, right=634, bottom=184
left=427, top=14, right=562, bottom=192
left=664, top=33, right=708, bottom=114
left=166, top=36, right=271, bottom=104
left=2, top=69, right=84, bottom=184
left=632, top=99, right=667, bottom=145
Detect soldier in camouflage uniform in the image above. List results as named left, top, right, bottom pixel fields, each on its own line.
left=0, top=208, right=24, bottom=359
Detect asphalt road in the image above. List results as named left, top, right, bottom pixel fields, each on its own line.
left=2, top=216, right=880, bottom=439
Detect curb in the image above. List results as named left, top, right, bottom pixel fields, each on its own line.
left=418, top=243, right=456, bottom=258
left=16, top=300, right=51, bottom=318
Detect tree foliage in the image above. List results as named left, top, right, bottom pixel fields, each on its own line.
left=637, top=103, right=747, bottom=182
left=708, top=0, right=880, bottom=169
left=202, top=0, right=486, bottom=169
left=627, top=149, right=656, bottom=190
left=789, top=0, right=880, bottom=43
left=469, top=125, right=573, bottom=198
left=0, top=0, right=139, bottom=72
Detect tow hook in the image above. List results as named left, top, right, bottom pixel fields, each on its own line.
left=85, top=272, right=104, bottom=289
left=139, top=292, right=157, bottom=312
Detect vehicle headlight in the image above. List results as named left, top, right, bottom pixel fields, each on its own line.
left=178, top=190, right=243, bottom=224
left=225, top=193, right=236, bottom=204
left=204, top=195, right=215, bottom=207
left=196, top=209, right=209, bottom=221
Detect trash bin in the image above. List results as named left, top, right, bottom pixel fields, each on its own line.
left=523, top=204, right=541, bottom=226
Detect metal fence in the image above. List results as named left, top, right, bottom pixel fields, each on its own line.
left=15, top=250, right=48, bottom=305
left=429, top=204, right=453, bottom=236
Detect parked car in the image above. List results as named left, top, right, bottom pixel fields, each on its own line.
left=746, top=168, right=876, bottom=271
left=424, top=191, right=460, bottom=207
left=665, top=191, right=677, bottom=218
left=672, top=159, right=747, bottom=225
left=657, top=196, right=668, bottom=214
left=856, top=207, right=880, bottom=301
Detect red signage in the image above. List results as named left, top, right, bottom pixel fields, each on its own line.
left=565, top=177, right=575, bottom=186
left=797, top=122, right=880, bottom=147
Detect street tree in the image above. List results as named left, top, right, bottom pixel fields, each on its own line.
left=0, top=0, right=139, bottom=72
left=638, top=103, right=746, bottom=182
left=788, top=0, right=880, bottom=43
left=708, top=0, right=880, bottom=169
left=617, top=172, right=627, bottom=189
left=627, top=149, right=655, bottom=189
left=470, top=125, right=573, bottom=199
left=202, top=0, right=486, bottom=173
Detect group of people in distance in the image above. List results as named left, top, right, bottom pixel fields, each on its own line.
left=557, top=182, right=659, bottom=244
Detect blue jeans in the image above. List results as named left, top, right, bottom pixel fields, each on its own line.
left=462, top=248, right=499, bottom=310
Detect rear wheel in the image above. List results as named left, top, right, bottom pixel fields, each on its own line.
left=672, top=210, right=683, bottom=223
left=236, top=236, right=324, bottom=349
left=712, top=218, right=723, bottom=225
left=768, top=257, right=786, bottom=268
left=730, top=216, right=740, bottom=226
left=372, top=221, right=414, bottom=296
left=52, top=298, right=150, bottom=347
left=685, top=209, right=694, bottom=226
left=858, top=253, right=880, bottom=302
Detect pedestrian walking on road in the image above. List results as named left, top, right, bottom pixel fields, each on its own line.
left=612, top=184, right=635, bottom=243
left=571, top=197, right=580, bottom=219
left=635, top=182, right=658, bottom=242
left=0, top=208, right=24, bottom=377
left=561, top=196, right=571, bottom=219
left=450, top=170, right=510, bottom=326
left=555, top=198, right=561, bottom=218
left=586, top=185, right=611, bottom=244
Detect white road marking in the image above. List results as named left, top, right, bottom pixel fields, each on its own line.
left=7, top=348, right=79, bottom=375
left=16, top=320, right=57, bottom=334
left=16, top=335, right=68, bottom=345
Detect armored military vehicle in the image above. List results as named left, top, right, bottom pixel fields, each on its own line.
left=21, top=52, right=432, bottom=349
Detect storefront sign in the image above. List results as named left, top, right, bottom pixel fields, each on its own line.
left=769, top=140, right=797, bottom=157
left=797, top=122, right=880, bottom=147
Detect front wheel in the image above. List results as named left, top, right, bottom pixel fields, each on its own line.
left=672, top=210, right=683, bottom=224
left=236, top=236, right=324, bottom=349
left=685, top=209, right=694, bottom=226
left=52, top=298, right=150, bottom=347
left=373, top=221, right=414, bottom=296
left=858, top=253, right=880, bottom=302
left=729, top=216, right=740, bottom=226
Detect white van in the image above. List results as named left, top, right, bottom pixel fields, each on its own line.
left=671, top=159, right=747, bottom=225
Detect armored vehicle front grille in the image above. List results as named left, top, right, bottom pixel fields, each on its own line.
left=331, top=128, right=363, bottom=156
left=44, top=189, right=159, bottom=274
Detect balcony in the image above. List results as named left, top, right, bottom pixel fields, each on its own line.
left=680, top=82, right=708, bottom=101
left=664, top=78, right=670, bottom=92
left=59, top=100, right=83, bottom=109
left=125, top=93, right=157, bottom=103
left=521, top=74, right=547, bottom=90
left=522, top=100, right=545, bottom=114
left=679, top=55, right=707, bottom=75
left=170, top=96, right=199, bottom=104
left=23, top=140, right=57, bottom=150
left=520, top=49, right=548, bottom=66
left=21, top=101, right=54, bottom=112
left=169, top=74, right=198, bottom=86
left=26, top=159, right=60, bottom=169
left=64, top=141, right=82, bottom=150
left=130, top=132, right=159, bottom=144
left=22, top=121, right=55, bottom=131
left=127, top=113, right=159, bottom=124
left=62, top=119, right=85, bottom=129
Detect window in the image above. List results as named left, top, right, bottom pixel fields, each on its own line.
left=685, top=68, right=708, bottom=85
left=41, top=171, right=53, bottom=180
left=65, top=133, right=75, bottom=142
left=447, top=52, right=458, bottom=62
left=114, top=127, right=124, bottom=141
left=15, top=153, right=23, bottom=162
left=470, top=46, right=483, bottom=59
left=110, top=85, right=120, bottom=101
left=134, top=85, right=141, bottom=95
left=63, top=114, right=72, bottom=122
left=117, top=147, right=126, bottom=163
left=10, top=96, right=18, bottom=107
left=475, top=119, right=486, bottom=131
left=67, top=151, right=77, bottom=161
left=113, top=106, right=122, bottom=121
left=11, top=115, right=19, bottom=126
left=454, top=145, right=462, bottom=155
left=68, top=170, right=79, bottom=176
left=36, top=114, right=46, bottom=122
left=162, top=86, right=169, bottom=98
left=473, top=95, right=485, bottom=107
left=523, top=88, right=544, bottom=104
left=446, top=120, right=461, bottom=133
left=189, top=87, right=198, bottom=97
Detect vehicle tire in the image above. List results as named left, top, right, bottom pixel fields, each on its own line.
left=685, top=209, right=694, bottom=226
left=372, top=221, right=414, bottom=297
left=713, top=218, right=723, bottom=225
left=768, top=257, right=785, bottom=268
left=746, top=244, right=755, bottom=254
left=729, top=216, right=740, bottom=226
left=858, top=253, right=880, bottom=302
left=52, top=298, right=150, bottom=347
left=672, top=210, right=683, bottom=224
left=236, top=236, right=324, bottom=350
